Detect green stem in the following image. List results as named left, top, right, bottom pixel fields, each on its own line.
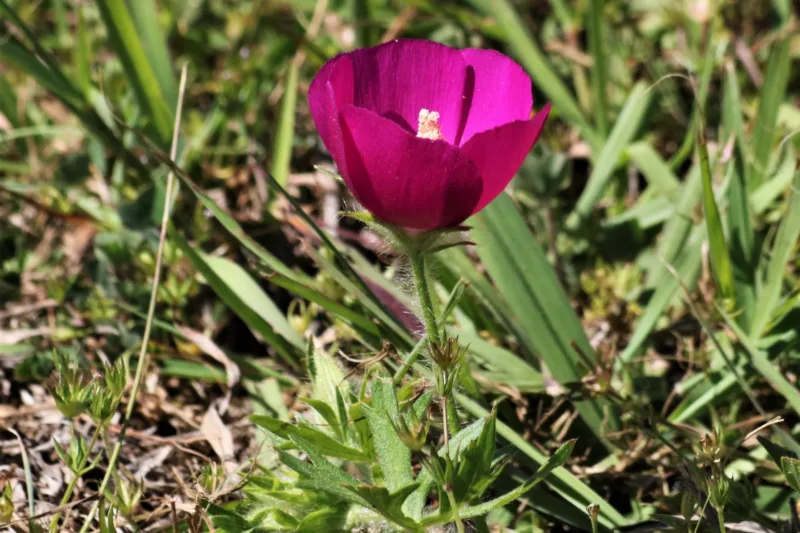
left=438, top=367, right=465, bottom=533
left=446, top=489, right=466, bottom=533
left=717, top=507, right=726, bottom=533
left=410, top=251, right=464, bottom=532
left=409, top=251, right=440, bottom=346
left=50, top=424, right=102, bottom=532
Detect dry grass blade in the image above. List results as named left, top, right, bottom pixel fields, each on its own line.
left=77, top=63, right=189, bottom=533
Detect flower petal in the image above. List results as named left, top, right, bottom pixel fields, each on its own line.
left=308, top=54, right=354, bottom=174
left=348, top=39, right=468, bottom=143
left=456, top=49, right=533, bottom=146
left=461, top=104, right=550, bottom=214
left=339, top=105, right=482, bottom=230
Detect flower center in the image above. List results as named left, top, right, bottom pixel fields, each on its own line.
left=416, top=109, right=444, bottom=141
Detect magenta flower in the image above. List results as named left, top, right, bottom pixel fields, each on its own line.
left=309, top=39, right=550, bottom=231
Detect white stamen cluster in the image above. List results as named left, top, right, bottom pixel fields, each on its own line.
left=417, top=108, right=444, bottom=141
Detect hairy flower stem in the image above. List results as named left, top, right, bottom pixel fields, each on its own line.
left=717, top=507, right=726, bottom=533
left=409, top=251, right=464, bottom=533
left=409, top=251, right=440, bottom=346
left=50, top=424, right=102, bottom=533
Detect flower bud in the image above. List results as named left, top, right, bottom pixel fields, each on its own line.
left=390, top=410, right=430, bottom=452
left=429, top=337, right=466, bottom=372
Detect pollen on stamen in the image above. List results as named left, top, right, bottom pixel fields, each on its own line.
left=417, top=108, right=444, bottom=141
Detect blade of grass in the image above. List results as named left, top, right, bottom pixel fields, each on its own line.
left=620, top=228, right=704, bottom=362
left=663, top=257, right=800, bottom=453
left=118, top=303, right=299, bottom=386
left=697, top=124, right=735, bottom=301
left=0, top=36, right=84, bottom=108
left=127, top=0, right=179, bottom=108
left=647, top=163, right=702, bottom=288
left=667, top=33, right=715, bottom=171
left=74, top=4, right=92, bottom=98
left=0, top=18, right=146, bottom=175
left=748, top=34, right=791, bottom=189
left=0, top=0, right=75, bottom=88
left=751, top=170, right=800, bottom=337
left=722, top=65, right=756, bottom=328
left=752, top=145, right=796, bottom=214
left=52, top=0, right=68, bottom=45
left=267, top=273, right=382, bottom=337
left=587, top=0, right=608, bottom=138
left=457, top=395, right=627, bottom=527
left=626, top=142, right=681, bottom=195
left=454, top=330, right=543, bottom=393
left=265, top=171, right=411, bottom=341
left=96, top=0, right=175, bottom=145
left=471, top=193, right=619, bottom=438
left=353, top=0, right=375, bottom=47
left=77, top=64, right=188, bottom=533
left=0, top=74, right=20, bottom=128
left=718, top=307, right=800, bottom=451
left=566, top=82, right=651, bottom=230
left=668, top=372, right=738, bottom=424
left=772, top=0, right=791, bottom=21
left=271, top=57, right=300, bottom=186
left=309, top=245, right=412, bottom=348
left=465, top=0, right=600, bottom=152
left=204, top=254, right=305, bottom=349
left=172, top=231, right=302, bottom=368
left=436, top=248, right=531, bottom=358
left=180, top=179, right=314, bottom=284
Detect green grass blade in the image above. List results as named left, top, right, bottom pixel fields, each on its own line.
left=587, top=0, right=608, bottom=138
left=0, top=0, right=74, bottom=87
left=172, top=229, right=301, bottom=368
left=752, top=145, right=796, bottom=214
left=201, top=254, right=306, bottom=350
left=465, top=0, right=599, bottom=151
left=0, top=26, right=137, bottom=171
left=173, top=171, right=314, bottom=284
left=74, top=4, right=92, bottom=97
left=454, top=330, right=543, bottom=393
left=567, top=82, right=651, bottom=229
left=0, top=74, right=19, bottom=128
left=96, top=0, right=174, bottom=145
left=0, top=36, right=83, bottom=107
left=669, top=279, right=800, bottom=452
left=127, top=0, right=179, bottom=108
left=620, top=229, right=703, bottom=362
left=471, top=194, right=619, bottom=437
left=353, top=0, right=375, bottom=47
left=722, top=65, right=756, bottom=328
left=697, top=127, right=735, bottom=301
left=668, top=372, right=738, bottom=424
left=626, top=142, right=680, bottom=195
left=266, top=172, right=411, bottom=341
left=267, top=274, right=382, bottom=337
left=457, top=395, right=627, bottom=527
left=52, top=0, right=68, bottom=44
left=271, top=58, right=299, bottom=186
left=667, top=33, right=715, bottom=171
left=437, top=248, right=531, bottom=356
left=647, top=164, right=702, bottom=288
left=751, top=170, right=800, bottom=337
left=773, top=0, right=791, bottom=21
left=720, top=307, right=800, bottom=424
left=748, top=36, right=791, bottom=189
